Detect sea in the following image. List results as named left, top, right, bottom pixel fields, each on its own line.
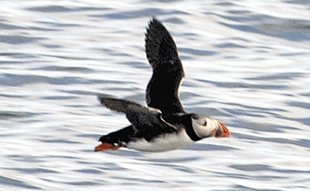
left=1, top=0, right=310, bottom=190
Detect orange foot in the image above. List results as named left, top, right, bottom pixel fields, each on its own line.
left=94, top=143, right=121, bottom=152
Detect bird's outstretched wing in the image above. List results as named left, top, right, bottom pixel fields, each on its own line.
left=98, top=96, right=177, bottom=133
left=99, top=97, right=146, bottom=114
left=145, top=18, right=185, bottom=115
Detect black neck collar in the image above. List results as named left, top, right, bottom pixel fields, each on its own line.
left=163, top=113, right=202, bottom=142
left=184, top=114, right=201, bottom=142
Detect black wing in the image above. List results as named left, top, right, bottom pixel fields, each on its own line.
left=98, top=97, right=177, bottom=133
left=99, top=97, right=145, bottom=114
left=145, top=18, right=185, bottom=115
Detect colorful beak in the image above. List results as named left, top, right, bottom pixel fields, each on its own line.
left=215, top=121, right=232, bottom=138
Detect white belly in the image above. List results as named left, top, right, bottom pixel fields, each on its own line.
left=127, top=129, right=194, bottom=152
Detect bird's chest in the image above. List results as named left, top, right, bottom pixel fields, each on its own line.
left=127, top=129, right=194, bottom=152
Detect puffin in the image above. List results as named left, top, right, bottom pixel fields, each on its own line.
left=95, top=18, right=231, bottom=152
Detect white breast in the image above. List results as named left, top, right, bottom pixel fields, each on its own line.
left=127, top=129, right=194, bottom=152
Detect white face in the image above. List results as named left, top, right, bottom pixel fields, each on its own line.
left=191, top=116, right=221, bottom=138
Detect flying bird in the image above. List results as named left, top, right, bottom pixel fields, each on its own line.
left=95, top=18, right=231, bottom=152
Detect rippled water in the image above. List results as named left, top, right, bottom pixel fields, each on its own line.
left=1, top=0, right=310, bottom=190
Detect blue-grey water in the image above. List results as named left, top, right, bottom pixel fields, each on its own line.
left=1, top=0, right=310, bottom=190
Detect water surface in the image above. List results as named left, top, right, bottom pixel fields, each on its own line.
left=1, top=0, right=310, bottom=190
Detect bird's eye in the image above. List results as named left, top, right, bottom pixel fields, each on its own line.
left=203, top=119, right=207, bottom=126
left=192, top=115, right=208, bottom=126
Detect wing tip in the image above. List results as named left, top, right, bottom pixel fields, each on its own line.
left=97, top=96, right=124, bottom=112
left=149, top=16, right=160, bottom=25
left=97, top=95, right=109, bottom=106
left=145, top=16, right=164, bottom=37
left=145, top=16, right=177, bottom=70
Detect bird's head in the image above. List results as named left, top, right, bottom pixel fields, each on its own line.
left=191, top=114, right=232, bottom=139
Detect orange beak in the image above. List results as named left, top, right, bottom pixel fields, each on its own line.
left=215, top=121, right=232, bottom=138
